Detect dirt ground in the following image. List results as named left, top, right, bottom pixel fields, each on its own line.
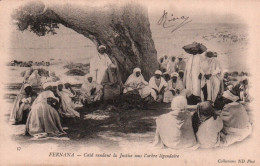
left=5, top=101, right=173, bottom=150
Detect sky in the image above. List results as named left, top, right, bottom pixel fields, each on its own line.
left=8, top=4, right=248, bottom=71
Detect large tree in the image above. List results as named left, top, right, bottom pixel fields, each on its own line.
left=12, top=1, right=158, bottom=81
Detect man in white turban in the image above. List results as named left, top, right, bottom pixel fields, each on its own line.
left=163, top=72, right=184, bottom=103
left=218, top=90, right=252, bottom=146
left=80, top=73, right=103, bottom=106
left=166, top=56, right=177, bottom=75
left=149, top=70, right=168, bottom=102
left=153, top=96, right=198, bottom=149
left=57, top=81, right=80, bottom=118
left=176, top=54, right=186, bottom=72
left=123, top=68, right=152, bottom=99
left=90, top=45, right=112, bottom=84
left=200, top=51, right=222, bottom=102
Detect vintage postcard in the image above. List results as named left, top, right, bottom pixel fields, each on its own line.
left=0, top=0, right=259, bottom=165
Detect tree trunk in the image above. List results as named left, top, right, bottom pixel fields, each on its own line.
left=13, top=1, right=158, bottom=82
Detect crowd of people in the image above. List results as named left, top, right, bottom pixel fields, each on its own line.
left=8, top=43, right=252, bottom=148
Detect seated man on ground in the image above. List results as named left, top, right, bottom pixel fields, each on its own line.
left=153, top=96, right=198, bottom=149
left=163, top=72, right=184, bottom=103
left=25, top=82, right=66, bottom=138
left=178, top=70, right=185, bottom=81
left=57, top=82, right=80, bottom=118
left=101, top=63, right=123, bottom=105
left=80, top=74, right=103, bottom=106
left=9, top=84, right=37, bottom=125
left=27, top=70, right=41, bottom=87
left=123, top=68, right=152, bottom=99
left=216, top=90, right=252, bottom=146
left=193, top=101, right=223, bottom=148
left=149, top=70, right=168, bottom=102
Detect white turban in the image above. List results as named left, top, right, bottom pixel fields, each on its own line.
left=85, top=73, right=93, bottom=78
left=223, top=90, right=239, bottom=102
left=24, top=83, right=31, bottom=89
left=57, top=81, right=63, bottom=85
left=109, top=63, right=117, bottom=69
left=42, top=82, right=52, bottom=90
left=227, top=84, right=234, bottom=91
left=171, top=96, right=187, bottom=111
left=155, top=70, right=162, bottom=75
left=98, top=45, right=106, bottom=50
left=52, top=82, right=58, bottom=87
left=133, top=68, right=141, bottom=73
left=171, top=72, right=179, bottom=78
left=178, top=54, right=184, bottom=58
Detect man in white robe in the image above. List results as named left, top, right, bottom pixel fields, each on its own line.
left=200, top=51, right=222, bottom=102
left=163, top=72, right=184, bottom=103
left=166, top=56, right=177, bottom=75
left=80, top=74, right=103, bottom=105
left=57, top=81, right=80, bottom=118
left=184, top=54, right=202, bottom=97
left=123, top=68, right=152, bottom=98
left=90, top=45, right=112, bottom=84
left=149, top=70, right=168, bottom=102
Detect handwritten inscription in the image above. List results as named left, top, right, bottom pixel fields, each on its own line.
left=157, top=10, right=192, bottom=33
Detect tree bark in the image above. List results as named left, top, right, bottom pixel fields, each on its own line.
left=13, top=1, right=158, bottom=81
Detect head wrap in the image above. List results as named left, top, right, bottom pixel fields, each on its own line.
left=197, top=101, right=217, bottom=120
left=171, top=72, right=179, bottom=78
left=178, top=54, right=184, bottom=58
left=98, top=45, right=106, bottom=50
left=227, top=84, right=234, bottom=91
left=109, top=63, right=117, bottom=69
left=223, top=90, right=239, bottom=102
left=133, top=68, right=141, bottom=73
left=163, top=72, right=169, bottom=75
left=85, top=73, right=93, bottom=79
left=155, top=70, right=162, bottom=75
left=42, top=82, right=52, bottom=90
left=205, top=51, right=215, bottom=58
left=57, top=81, right=63, bottom=85
left=171, top=96, right=187, bottom=111
left=24, top=83, right=31, bottom=89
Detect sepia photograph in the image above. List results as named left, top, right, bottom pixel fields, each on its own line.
left=0, top=0, right=259, bottom=165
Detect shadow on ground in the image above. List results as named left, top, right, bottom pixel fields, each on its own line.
left=10, top=102, right=171, bottom=150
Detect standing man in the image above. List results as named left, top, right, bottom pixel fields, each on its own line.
left=90, top=45, right=112, bottom=84
left=175, top=54, right=186, bottom=72
left=184, top=53, right=202, bottom=98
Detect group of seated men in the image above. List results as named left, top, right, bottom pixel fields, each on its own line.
left=79, top=65, right=186, bottom=107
